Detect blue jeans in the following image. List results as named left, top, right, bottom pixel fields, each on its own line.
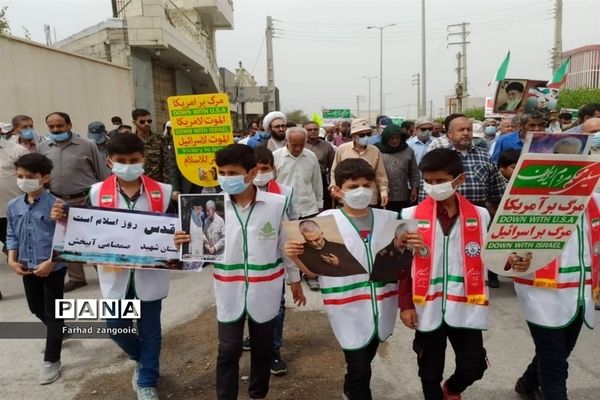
left=272, top=283, right=285, bottom=351
left=106, top=286, right=163, bottom=388
left=520, top=309, right=584, bottom=400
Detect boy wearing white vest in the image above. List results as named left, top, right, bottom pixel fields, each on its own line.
left=399, top=149, right=501, bottom=400
left=52, top=134, right=171, bottom=400
left=285, top=158, right=423, bottom=400
left=511, top=197, right=600, bottom=396
left=174, top=144, right=304, bottom=400
left=251, top=146, right=296, bottom=376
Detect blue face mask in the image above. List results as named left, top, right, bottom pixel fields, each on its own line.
left=484, top=126, right=497, bottom=136
left=356, top=135, right=369, bottom=147
left=50, top=131, right=70, bottom=142
left=20, top=129, right=35, bottom=140
left=218, top=174, right=250, bottom=195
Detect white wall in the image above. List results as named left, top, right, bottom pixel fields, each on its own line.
left=0, top=34, right=133, bottom=134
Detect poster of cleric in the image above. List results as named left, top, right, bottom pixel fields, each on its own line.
left=178, top=194, right=226, bottom=262
left=493, top=79, right=558, bottom=115
left=283, top=215, right=416, bottom=282
left=52, top=206, right=183, bottom=270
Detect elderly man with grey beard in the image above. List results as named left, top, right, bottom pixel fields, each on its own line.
left=273, top=127, right=323, bottom=292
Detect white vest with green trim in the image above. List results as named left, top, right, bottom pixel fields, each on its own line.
left=513, top=198, right=599, bottom=329
left=213, top=190, right=290, bottom=323
left=401, top=205, right=490, bottom=332
left=318, top=208, right=400, bottom=350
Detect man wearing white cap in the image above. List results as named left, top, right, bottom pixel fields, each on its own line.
left=254, top=111, right=288, bottom=152
left=330, top=118, right=388, bottom=207
left=407, top=118, right=434, bottom=165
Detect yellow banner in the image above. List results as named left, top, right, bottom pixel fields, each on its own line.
left=167, top=93, right=234, bottom=187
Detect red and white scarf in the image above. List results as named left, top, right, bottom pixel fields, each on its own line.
left=532, top=199, right=600, bottom=301
left=413, top=193, right=486, bottom=306
left=267, top=180, right=282, bottom=195
left=98, top=175, right=164, bottom=213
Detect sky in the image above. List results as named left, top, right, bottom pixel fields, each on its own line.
left=2, top=0, right=600, bottom=119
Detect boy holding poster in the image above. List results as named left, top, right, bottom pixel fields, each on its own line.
left=174, top=144, right=304, bottom=400
left=511, top=184, right=600, bottom=397
left=285, top=158, right=424, bottom=400
left=52, top=134, right=172, bottom=400
left=399, top=149, right=496, bottom=400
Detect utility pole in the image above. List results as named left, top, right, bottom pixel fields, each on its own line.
left=552, top=0, right=563, bottom=70
left=367, top=23, right=396, bottom=116
left=362, top=76, right=377, bottom=124
left=429, top=100, right=433, bottom=119
left=455, top=52, right=463, bottom=113
left=412, top=73, right=421, bottom=117
left=266, top=16, right=276, bottom=112
left=421, top=0, right=427, bottom=121
left=355, top=95, right=364, bottom=118
left=447, top=22, right=470, bottom=107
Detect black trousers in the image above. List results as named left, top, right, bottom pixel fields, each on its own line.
left=216, top=314, right=275, bottom=400
left=343, top=337, right=380, bottom=400
left=386, top=200, right=411, bottom=214
left=322, top=173, right=333, bottom=210
left=22, top=267, right=67, bottom=363
left=413, top=323, right=487, bottom=400
left=0, top=216, right=7, bottom=253
left=520, top=310, right=584, bottom=400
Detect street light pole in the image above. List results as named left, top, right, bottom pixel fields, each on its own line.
left=367, top=23, right=396, bottom=117
left=362, top=75, right=377, bottom=124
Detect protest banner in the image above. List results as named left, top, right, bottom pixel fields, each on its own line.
left=483, top=153, right=600, bottom=277
left=322, top=108, right=352, bottom=125
left=52, top=206, right=183, bottom=270
left=167, top=93, right=234, bottom=187
left=178, top=194, right=226, bottom=263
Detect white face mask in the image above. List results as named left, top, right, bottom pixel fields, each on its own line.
left=343, top=186, right=372, bottom=209
left=423, top=179, right=458, bottom=201
left=111, top=162, right=144, bottom=182
left=253, top=171, right=274, bottom=187
left=17, top=178, right=42, bottom=193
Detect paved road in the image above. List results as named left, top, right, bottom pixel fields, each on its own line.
left=1, top=263, right=598, bottom=399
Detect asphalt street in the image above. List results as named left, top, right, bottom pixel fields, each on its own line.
left=0, top=263, right=599, bottom=399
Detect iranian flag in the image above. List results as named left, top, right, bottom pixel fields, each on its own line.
left=488, top=51, right=510, bottom=86
left=547, top=58, right=570, bottom=89
left=465, top=218, right=478, bottom=229
left=418, top=220, right=430, bottom=231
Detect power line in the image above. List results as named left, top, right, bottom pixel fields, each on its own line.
left=250, top=33, right=266, bottom=75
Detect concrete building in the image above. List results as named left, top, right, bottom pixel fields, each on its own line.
left=56, top=0, right=233, bottom=130
left=0, top=34, right=133, bottom=133
left=562, top=45, right=600, bottom=89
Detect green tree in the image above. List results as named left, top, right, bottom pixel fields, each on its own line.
left=463, top=107, right=485, bottom=121
left=285, top=109, right=309, bottom=125
left=557, top=88, right=600, bottom=110
left=0, top=6, right=10, bottom=34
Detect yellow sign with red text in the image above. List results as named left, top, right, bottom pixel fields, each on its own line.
left=167, top=93, right=234, bottom=187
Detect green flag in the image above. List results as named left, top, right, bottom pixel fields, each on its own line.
left=548, top=58, right=570, bottom=88
left=489, top=51, right=510, bottom=86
